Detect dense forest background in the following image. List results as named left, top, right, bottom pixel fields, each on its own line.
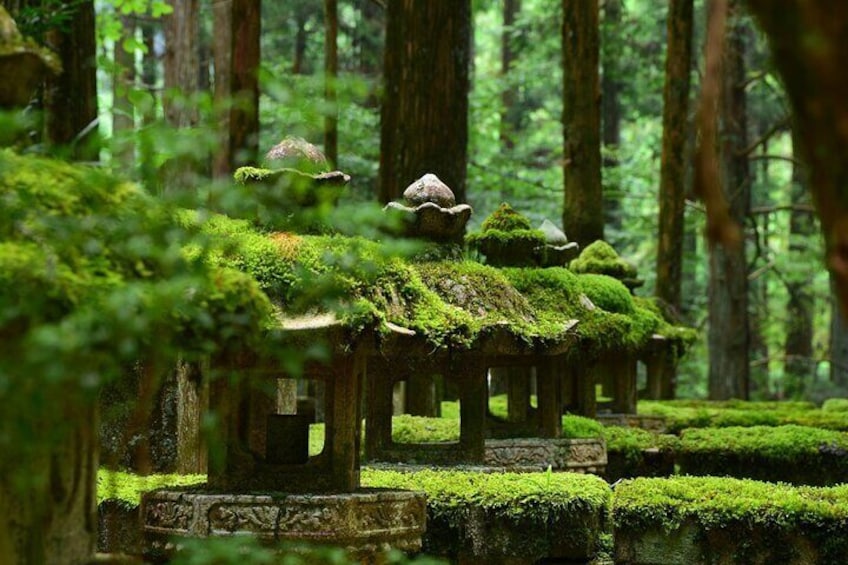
left=4, top=0, right=843, bottom=402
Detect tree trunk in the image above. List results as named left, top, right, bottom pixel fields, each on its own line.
left=708, top=0, right=749, bottom=400
left=500, top=0, right=521, bottom=151
left=784, top=134, right=815, bottom=396
left=379, top=0, right=471, bottom=205
left=43, top=0, right=98, bottom=161
left=163, top=0, right=199, bottom=129
left=656, top=0, right=694, bottom=316
left=293, top=13, right=307, bottom=74
left=561, top=0, right=602, bottom=247
left=212, top=0, right=233, bottom=178
left=831, top=279, right=848, bottom=386
left=229, top=0, right=261, bottom=168
left=601, top=0, right=622, bottom=237
left=324, top=0, right=338, bottom=167
left=112, top=14, right=136, bottom=166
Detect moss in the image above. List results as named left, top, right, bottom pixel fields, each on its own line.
left=603, top=426, right=680, bottom=466
left=570, top=240, right=637, bottom=279
left=823, top=398, right=848, bottom=412
left=677, top=425, right=848, bottom=485
left=613, top=475, right=848, bottom=536
left=638, top=399, right=848, bottom=434
left=97, top=469, right=205, bottom=508
left=577, top=274, right=634, bottom=314
left=480, top=203, right=533, bottom=232
left=362, top=468, right=611, bottom=525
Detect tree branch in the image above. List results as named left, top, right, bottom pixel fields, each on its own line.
left=738, top=116, right=789, bottom=156
left=748, top=154, right=803, bottom=166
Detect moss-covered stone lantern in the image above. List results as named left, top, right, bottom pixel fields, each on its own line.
left=570, top=240, right=644, bottom=292
left=467, top=203, right=579, bottom=267
left=384, top=173, right=472, bottom=243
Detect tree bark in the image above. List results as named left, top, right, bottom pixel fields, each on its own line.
left=163, top=0, right=199, bottom=129
left=43, top=0, right=98, bottom=161
left=601, top=0, right=622, bottom=236
left=500, top=0, right=521, bottom=151
left=212, top=0, right=233, bottom=178
left=112, top=14, right=136, bottom=166
left=708, top=0, right=749, bottom=400
left=561, top=0, right=602, bottom=247
left=324, top=0, right=338, bottom=167
left=656, top=0, right=694, bottom=315
left=784, top=133, right=815, bottom=396
left=229, top=0, right=261, bottom=168
left=831, top=280, right=848, bottom=386
left=379, top=0, right=471, bottom=204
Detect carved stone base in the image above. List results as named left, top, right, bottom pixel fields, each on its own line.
left=373, top=438, right=607, bottom=474
left=141, top=487, right=426, bottom=559
left=483, top=438, right=607, bottom=473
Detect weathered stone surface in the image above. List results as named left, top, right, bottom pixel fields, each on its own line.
left=614, top=518, right=821, bottom=565
left=402, top=173, right=456, bottom=207
left=141, top=488, right=426, bottom=558
left=264, top=136, right=329, bottom=173
left=484, top=438, right=607, bottom=472
left=98, top=501, right=141, bottom=555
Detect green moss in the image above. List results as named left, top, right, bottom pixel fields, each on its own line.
left=613, top=475, right=848, bottom=534
left=677, top=425, right=848, bottom=484
left=570, top=240, right=637, bottom=279
left=97, top=469, right=205, bottom=508
left=603, top=426, right=680, bottom=466
left=465, top=228, right=546, bottom=247
left=362, top=468, right=611, bottom=524
left=638, top=399, right=848, bottom=434
left=823, top=398, right=848, bottom=412
left=480, top=203, right=533, bottom=232
left=391, top=415, right=460, bottom=443
left=577, top=274, right=634, bottom=314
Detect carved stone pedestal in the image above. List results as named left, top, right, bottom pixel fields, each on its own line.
left=141, top=487, right=427, bottom=559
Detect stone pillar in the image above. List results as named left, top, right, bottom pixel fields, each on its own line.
left=458, top=362, right=488, bottom=463
left=570, top=363, right=597, bottom=418
left=176, top=361, right=208, bottom=474
left=505, top=367, right=532, bottom=422
left=365, top=358, right=395, bottom=461
left=536, top=358, right=562, bottom=438
left=326, top=354, right=364, bottom=491
left=610, top=354, right=637, bottom=414
left=405, top=373, right=438, bottom=416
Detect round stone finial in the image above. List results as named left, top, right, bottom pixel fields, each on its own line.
left=402, top=174, right=456, bottom=208
left=264, top=136, right=330, bottom=174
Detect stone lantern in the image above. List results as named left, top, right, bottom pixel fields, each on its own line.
left=384, top=174, right=472, bottom=243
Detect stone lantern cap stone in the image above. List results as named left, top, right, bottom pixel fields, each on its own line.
left=402, top=173, right=456, bottom=208
left=263, top=136, right=330, bottom=174
left=385, top=174, right=472, bottom=242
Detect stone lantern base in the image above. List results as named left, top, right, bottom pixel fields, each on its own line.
left=141, top=487, right=427, bottom=559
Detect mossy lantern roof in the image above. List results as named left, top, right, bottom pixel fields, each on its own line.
left=188, top=212, right=694, bottom=358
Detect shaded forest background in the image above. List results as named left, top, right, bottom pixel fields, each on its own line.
left=4, top=0, right=844, bottom=402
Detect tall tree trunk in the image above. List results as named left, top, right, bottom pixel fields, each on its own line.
left=212, top=0, right=233, bottom=178
left=43, top=0, right=98, bottom=161
left=708, top=0, right=749, bottom=400
left=324, top=0, right=338, bottom=167
left=656, top=0, right=694, bottom=316
left=500, top=0, right=521, bottom=151
left=561, top=0, right=602, bottom=247
left=784, top=134, right=816, bottom=396
left=379, top=0, right=471, bottom=204
left=229, top=0, right=261, bottom=168
left=293, top=13, right=307, bottom=74
left=831, top=280, right=848, bottom=386
left=601, top=0, right=622, bottom=237
left=112, top=14, right=136, bottom=166
left=163, top=0, right=199, bottom=129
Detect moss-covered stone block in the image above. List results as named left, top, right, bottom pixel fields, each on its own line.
left=602, top=426, right=678, bottom=482
left=677, top=425, right=848, bottom=485
left=363, top=469, right=612, bottom=564
left=614, top=477, right=848, bottom=564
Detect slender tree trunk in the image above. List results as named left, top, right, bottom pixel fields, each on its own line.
left=831, top=281, right=848, bottom=386
left=500, top=0, right=521, bottom=151
left=656, top=0, right=694, bottom=316
left=163, top=0, right=199, bottom=129
left=212, top=0, right=233, bottom=178
left=601, top=0, right=622, bottom=237
left=293, top=13, right=307, bottom=74
left=43, top=0, right=98, bottom=161
left=379, top=0, right=471, bottom=204
left=784, top=133, right=815, bottom=396
left=324, top=0, right=338, bottom=167
left=562, top=0, right=602, bottom=247
left=112, top=14, right=136, bottom=166
left=229, top=0, right=261, bottom=168
left=708, top=0, right=749, bottom=400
